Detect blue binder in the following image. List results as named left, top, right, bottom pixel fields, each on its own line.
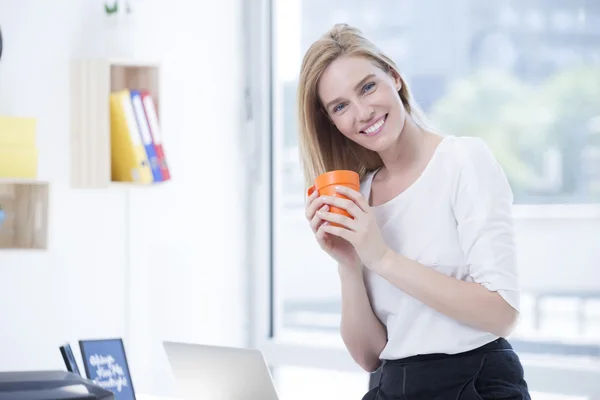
left=130, top=90, right=163, bottom=182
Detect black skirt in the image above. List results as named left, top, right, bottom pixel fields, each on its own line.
left=362, top=338, right=531, bottom=400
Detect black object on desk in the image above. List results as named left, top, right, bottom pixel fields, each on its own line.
left=0, top=370, right=114, bottom=400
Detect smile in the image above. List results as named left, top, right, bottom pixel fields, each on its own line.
left=360, top=114, right=387, bottom=136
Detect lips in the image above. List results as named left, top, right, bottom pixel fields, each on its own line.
left=360, top=114, right=387, bottom=136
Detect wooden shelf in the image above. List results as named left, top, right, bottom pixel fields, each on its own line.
left=0, top=181, right=49, bottom=250
left=70, top=58, right=161, bottom=188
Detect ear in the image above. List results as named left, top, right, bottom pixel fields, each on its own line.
left=386, top=66, right=402, bottom=91
left=392, top=71, right=402, bottom=92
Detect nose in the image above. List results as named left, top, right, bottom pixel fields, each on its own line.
left=356, top=101, right=374, bottom=122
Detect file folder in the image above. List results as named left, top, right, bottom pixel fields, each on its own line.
left=0, top=148, right=38, bottom=179
left=110, top=90, right=153, bottom=183
left=0, top=116, right=36, bottom=147
left=141, top=90, right=171, bottom=181
left=131, top=90, right=163, bottom=182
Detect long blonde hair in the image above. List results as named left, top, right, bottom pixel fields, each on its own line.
left=297, top=24, right=430, bottom=188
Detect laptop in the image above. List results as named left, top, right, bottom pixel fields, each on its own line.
left=162, top=341, right=280, bottom=400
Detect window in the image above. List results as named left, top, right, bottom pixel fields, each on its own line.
left=276, top=1, right=600, bottom=207
left=251, top=0, right=600, bottom=398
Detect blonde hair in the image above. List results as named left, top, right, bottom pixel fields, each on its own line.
left=297, top=24, right=431, bottom=189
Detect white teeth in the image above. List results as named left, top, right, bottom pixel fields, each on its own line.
left=364, top=118, right=384, bottom=134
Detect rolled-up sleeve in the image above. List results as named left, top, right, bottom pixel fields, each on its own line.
left=451, top=138, right=520, bottom=311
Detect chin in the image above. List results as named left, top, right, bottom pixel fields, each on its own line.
left=366, top=125, right=402, bottom=153
left=379, top=115, right=405, bottom=148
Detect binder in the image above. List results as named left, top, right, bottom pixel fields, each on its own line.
left=110, top=90, right=153, bottom=183
left=0, top=148, right=38, bottom=179
left=131, top=90, right=163, bottom=182
left=140, top=90, right=171, bottom=181
left=0, top=116, right=36, bottom=147
left=0, top=116, right=38, bottom=179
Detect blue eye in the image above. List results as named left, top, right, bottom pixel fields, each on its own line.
left=333, top=103, right=346, bottom=113
left=362, top=82, right=375, bottom=93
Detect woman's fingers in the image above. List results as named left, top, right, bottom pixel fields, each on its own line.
left=317, top=209, right=357, bottom=231
left=310, top=205, right=329, bottom=232
left=334, top=186, right=370, bottom=212
left=321, top=196, right=363, bottom=218
left=305, top=191, right=324, bottom=221
left=315, top=220, right=331, bottom=249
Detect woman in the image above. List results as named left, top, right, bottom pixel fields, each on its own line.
left=300, top=24, right=531, bottom=399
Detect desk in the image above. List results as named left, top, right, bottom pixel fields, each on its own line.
left=137, top=395, right=179, bottom=400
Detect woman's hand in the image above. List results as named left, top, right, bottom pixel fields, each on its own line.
left=305, top=189, right=361, bottom=269
left=317, top=186, right=390, bottom=269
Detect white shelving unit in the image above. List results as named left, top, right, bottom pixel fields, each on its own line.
left=70, top=58, right=161, bottom=188
left=0, top=179, right=49, bottom=250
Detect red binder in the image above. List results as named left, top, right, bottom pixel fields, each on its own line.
left=140, top=90, right=171, bottom=181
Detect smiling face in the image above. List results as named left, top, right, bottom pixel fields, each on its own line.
left=317, top=55, right=405, bottom=153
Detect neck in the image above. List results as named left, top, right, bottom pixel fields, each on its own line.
left=377, top=113, right=429, bottom=176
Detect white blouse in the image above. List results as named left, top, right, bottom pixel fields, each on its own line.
left=361, top=135, right=520, bottom=360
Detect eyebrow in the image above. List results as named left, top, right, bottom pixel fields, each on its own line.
left=324, top=73, right=376, bottom=110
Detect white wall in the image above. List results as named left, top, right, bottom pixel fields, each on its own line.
left=0, top=0, right=247, bottom=396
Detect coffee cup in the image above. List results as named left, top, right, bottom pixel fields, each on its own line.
left=307, top=170, right=360, bottom=226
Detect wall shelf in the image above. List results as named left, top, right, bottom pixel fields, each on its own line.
left=0, top=180, right=49, bottom=250
left=70, top=58, right=162, bottom=188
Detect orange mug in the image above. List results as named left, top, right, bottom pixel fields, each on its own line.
left=308, top=170, right=360, bottom=226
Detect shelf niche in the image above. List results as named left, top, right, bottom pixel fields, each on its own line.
left=70, top=59, right=161, bottom=188
left=0, top=181, right=49, bottom=250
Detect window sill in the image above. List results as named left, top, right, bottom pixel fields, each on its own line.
left=512, top=204, right=600, bottom=220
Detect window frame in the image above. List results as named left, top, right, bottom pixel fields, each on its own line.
left=245, top=0, right=600, bottom=397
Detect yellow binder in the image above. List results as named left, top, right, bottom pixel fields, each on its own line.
left=110, top=90, right=153, bottom=183
left=0, top=148, right=38, bottom=179
left=0, top=116, right=36, bottom=147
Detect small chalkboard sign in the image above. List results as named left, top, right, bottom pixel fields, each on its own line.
left=79, top=338, right=136, bottom=400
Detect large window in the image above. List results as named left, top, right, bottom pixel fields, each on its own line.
left=253, top=0, right=600, bottom=398
left=275, top=1, right=600, bottom=208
